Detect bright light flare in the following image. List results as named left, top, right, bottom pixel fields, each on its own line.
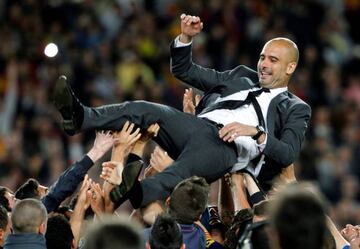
left=44, top=43, right=58, bottom=57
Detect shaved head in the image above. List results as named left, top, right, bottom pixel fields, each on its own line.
left=257, top=37, right=299, bottom=88
left=265, top=37, right=299, bottom=64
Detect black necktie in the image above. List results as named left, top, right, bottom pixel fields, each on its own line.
left=200, top=88, right=270, bottom=127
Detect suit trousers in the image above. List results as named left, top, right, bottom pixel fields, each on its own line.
left=82, top=100, right=238, bottom=207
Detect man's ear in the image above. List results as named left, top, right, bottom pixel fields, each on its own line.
left=286, top=62, right=297, bottom=75
left=38, top=222, right=46, bottom=235
left=181, top=243, right=186, bottom=249
left=146, top=242, right=151, bottom=249
left=0, top=229, right=4, bottom=241
left=165, top=197, right=171, bottom=207
left=71, top=238, right=76, bottom=249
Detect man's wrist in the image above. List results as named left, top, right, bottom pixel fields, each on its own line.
left=179, top=33, right=192, bottom=43
left=87, top=148, right=104, bottom=162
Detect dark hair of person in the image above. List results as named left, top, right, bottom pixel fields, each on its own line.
left=0, top=205, right=9, bottom=230
left=83, top=218, right=143, bottom=249
left=15, top=178, right=40, bottom=200
left=149, top=214, right=183, bottom=249
left=0, top=187, right=12, bottom=211
left=169, top=176, right=209, bottom=224
left=253, top=200, right=270, bottom=217
left=271, top=186, right=327, bottom=249
left=46, top=214, right=74, bottom=249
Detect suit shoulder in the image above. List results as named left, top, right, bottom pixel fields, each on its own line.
left=229, top=65, right=258, bottom=82
left=285, top=92, right=312, bottom=113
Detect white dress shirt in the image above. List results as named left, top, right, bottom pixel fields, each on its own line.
left=174, top=36, right=287, bottom=174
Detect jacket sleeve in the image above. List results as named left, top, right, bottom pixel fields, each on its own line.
left=42, top=155, right=94, bottom=213
left=263, top=102, right=311, bottom=167
left=170, top=41, right=257, bottom=92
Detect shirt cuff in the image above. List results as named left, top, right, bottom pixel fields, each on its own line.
left=256, top=133, right=267, bottom=153
left=174, top=35, right=192, bottom=47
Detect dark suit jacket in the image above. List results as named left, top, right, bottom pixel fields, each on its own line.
left=170, top=42, right=311, bottom=191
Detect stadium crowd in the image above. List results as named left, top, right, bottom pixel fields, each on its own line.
left=0, top=0, right=360, bottom=248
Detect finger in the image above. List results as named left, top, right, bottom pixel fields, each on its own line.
left=81, top=174, right=89, bottom=188
left=195, top=94, right=201, bottom=106
left=121, top=121, right=130, bottom=133
left=102, top=162, right=117, bottom=169
left=222, top=132, right=235, bottom=142
left=129, top=127, right=140, bottom=139
left=130, top=133, right=142, bottom=144
left=153, top=124, right=160, bottom=136
left=180, top=13, right=186, bottom=19
left=200, top=22, right=204, bottom=29
left=127, top=123, right=135, bottom=134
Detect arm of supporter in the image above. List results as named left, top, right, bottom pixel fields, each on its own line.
left=170, top=14, right=258, bottom=92
left=70, top=175, right=92, bottom=248
left=42, top=131, right=114, bottom=213
left=263, top=103, right=311, bottom=167
left=328, top=216, right=350, bottom=249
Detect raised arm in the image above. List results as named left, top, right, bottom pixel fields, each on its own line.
left=170, top=14, right=257, bottom=92
left=42, top=131, right=114, bottom=213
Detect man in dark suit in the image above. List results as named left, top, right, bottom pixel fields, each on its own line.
left=53, top=14, right=310, bottom=209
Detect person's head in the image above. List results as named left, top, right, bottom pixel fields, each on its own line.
left=253, top=200, right=270, bottom=222
left=269, top=183, right=327, bottom=249
left=147, top=214, right=184, bottom=249
left=15, top=178, right=48, bottom=200
left=167, top=176, right=209, bottom=224
left=83, top=216, right=143, bottom=249
left=0, top=206, right=11, bottom=247
left=257, top=37, right=299, bottom=89
left=46, top=214, right=74, bottom=249
left=11, top=198, right=48, bottom=234
left=0, top=186, right=16, bottom=211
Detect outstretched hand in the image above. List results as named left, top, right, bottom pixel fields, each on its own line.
left=87, top=131, right=115, bottom=162
left=149, top=146, right=174, bottom=173
left=180, top=13, right=203, bottom=42
left=100, top=161, right=123, bottom=185
left=112, top=121, right=141, bottom=162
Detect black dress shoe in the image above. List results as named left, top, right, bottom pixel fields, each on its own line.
left=53, top=75, right=84, bottom=135
left=110, top=160, right=143, bottom=208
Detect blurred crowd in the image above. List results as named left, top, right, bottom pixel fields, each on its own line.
left=0, top=0, right=360, bottom=234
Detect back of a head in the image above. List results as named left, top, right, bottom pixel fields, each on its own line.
left=11, top=198, right=47, bottom=234
left=83, top=217, right=143, bottom=249
left=46, top=214, right=74, bottom=249
left=270, top=183, right=327, bottom=249
left=169, top=176, right=209, bottom=224
left=15, top=178, right=40, bottom=200
left=149, top=214, right=183, bottom=249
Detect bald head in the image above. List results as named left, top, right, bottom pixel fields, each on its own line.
left=11, top=198, right=47, bottom=234
left=257, top=37, right=299, bottom=88
left=265, top=37, right=299, bottom=64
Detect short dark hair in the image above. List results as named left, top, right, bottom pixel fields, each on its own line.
left=149, top=214, right=183, bottom=249
left=270, top=184, right=327, bottom=249
left=253, top=200, right=270, bottom=217
left=46, top=214, right=74, bottom=249
left=0, top=206, right=9, bottom=230
left=11, top=198, right=47, bottom=233
left=83, top=217, right=143, bottom=249
left=169, top=176, right=209, bottom=224
left=0, top=187, right=12, bottom=211
left=15, top=178, right=40, bottom=200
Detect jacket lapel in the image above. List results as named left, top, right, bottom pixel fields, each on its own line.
left=266, top=91, right=288, bottom=134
